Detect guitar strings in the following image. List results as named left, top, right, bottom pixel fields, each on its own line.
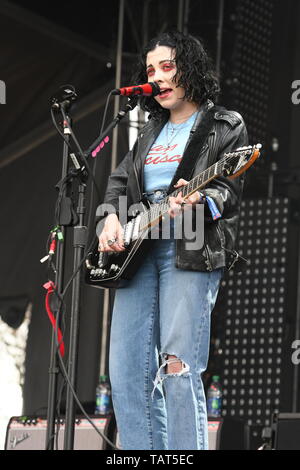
left=138, top=148, right=252, bottom=232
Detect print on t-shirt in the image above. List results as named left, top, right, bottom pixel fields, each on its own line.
left=143, top=112, right=198, bottom=194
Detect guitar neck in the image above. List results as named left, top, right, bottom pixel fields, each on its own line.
left=172, top=158, right=224, bottom=199
left=139, top=157, right=227, bottom=231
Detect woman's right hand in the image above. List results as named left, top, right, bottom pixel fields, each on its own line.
left=98, top=213, right=125, bottom=252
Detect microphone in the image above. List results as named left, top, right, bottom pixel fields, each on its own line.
left=112, top=82, right=160, bottom=97
left=51, top=84, right=77, bottom=110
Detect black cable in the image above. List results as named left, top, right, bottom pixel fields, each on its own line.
left=46, top=91, right=139, bottom=449
left=55, top=379, right=66, bottom=450
left=85, top=90, right=114, bottom=249
left=100, top=90, right=114, bottom=136
left=52, top=302, right=118, bottom=449
left=43, top=222, right=112, bottom=446
left=50, top=108, right=74, bottom=153
left=59, top=106, right=101, bottom=203
left=45, top=377, right=66, bottom=450
left=44, top=252, right=118, bottom=449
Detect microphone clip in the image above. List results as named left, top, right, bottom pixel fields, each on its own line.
left=51, top=84, right=77, bottom=111
left=117, top=96, right=139, bottom=119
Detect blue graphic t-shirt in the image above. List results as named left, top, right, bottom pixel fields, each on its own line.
left=143, top=111, right=222, bottom=220
left=143, top=112, right=198, bottom=193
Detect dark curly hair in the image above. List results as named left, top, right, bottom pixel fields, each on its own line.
left=132, top=30, right=220, bottom=119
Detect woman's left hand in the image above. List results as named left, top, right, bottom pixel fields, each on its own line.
left=168, top=178, right=203, bottom=218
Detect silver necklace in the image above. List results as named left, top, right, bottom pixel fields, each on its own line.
left=165, top=121, right=189, bottom=149
left=165, top=112, right=199, bottom=149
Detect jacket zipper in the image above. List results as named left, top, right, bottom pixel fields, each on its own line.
left=204, top=239, right=213, bottom=271
left=216, top=223, right=225, bottom=249
left=203, top=128, right=218, bottom=271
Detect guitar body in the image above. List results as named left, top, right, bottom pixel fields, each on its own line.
left=85, top=201, right=156, bottom=289
left=85, top=236, right=153, bottom=289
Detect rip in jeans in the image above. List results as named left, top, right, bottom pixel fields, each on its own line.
left=151, top=353, right=191, bottom=400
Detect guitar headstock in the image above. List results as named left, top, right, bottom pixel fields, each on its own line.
left=223, top=144, right=262, bottom=179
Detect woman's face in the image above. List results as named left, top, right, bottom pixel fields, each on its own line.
left=146, top=45, right=187, bottom=112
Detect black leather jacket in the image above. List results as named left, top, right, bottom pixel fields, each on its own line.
left=97, top=101, right=248, bottom=272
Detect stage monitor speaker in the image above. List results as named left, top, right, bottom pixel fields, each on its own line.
left=208, top=418, right=248, bottom=450
left=272, top=413, right=300, bottom=450
left=113, top=418, right=248, bottom=450
left=5, top=415, right=115, bottom=450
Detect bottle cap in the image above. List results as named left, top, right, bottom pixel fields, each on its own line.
left=212, top=375, right=220, bottom=382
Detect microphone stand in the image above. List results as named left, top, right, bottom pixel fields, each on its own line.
left=45, top=94, right=138, bottom=450
left=45, top=110, right=73, bottom=450
left=63, top=170, right=88, bottom=450
left=84, top=95, right=138, bottom=157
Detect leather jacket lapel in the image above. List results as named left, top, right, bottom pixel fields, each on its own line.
left=133, top=116, right=168, bottom=191
left=167, top=104, right=219, bottom=194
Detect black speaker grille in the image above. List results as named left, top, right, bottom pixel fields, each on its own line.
left=233, top=0, right=274, bottom=150
left=211, top=197, right=289, bottom=427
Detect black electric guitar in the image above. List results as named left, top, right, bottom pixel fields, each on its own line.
left=85, top=144, right=262, bottom=289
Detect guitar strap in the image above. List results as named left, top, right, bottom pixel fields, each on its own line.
left=167, top=103, right=221, bottom=195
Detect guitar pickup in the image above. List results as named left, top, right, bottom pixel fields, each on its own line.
left=123, top=220, right=134, bottom=246
left=132, top=214, right=141, bottom=241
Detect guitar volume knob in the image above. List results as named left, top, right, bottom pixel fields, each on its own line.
left=109, top=264, right=120, bottom=275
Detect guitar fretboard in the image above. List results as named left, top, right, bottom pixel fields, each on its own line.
left=138, top=149, right=248, bottom=231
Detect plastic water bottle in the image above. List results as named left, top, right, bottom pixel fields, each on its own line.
left=207, top=375, right=222, bottom=418
left=95, top=375, right=112, bottom=415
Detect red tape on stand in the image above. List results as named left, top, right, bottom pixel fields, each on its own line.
left=43, top=281, right=65, bottom=357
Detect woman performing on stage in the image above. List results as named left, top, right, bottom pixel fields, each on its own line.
left=97, top=30, right=248, bottom=450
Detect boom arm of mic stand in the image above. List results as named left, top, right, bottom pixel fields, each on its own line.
left=84, top=96, right=139, bottom=158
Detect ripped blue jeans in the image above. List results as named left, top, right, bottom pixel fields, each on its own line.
left=108, top=234, right=222, bottom=450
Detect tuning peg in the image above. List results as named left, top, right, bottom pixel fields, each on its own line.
left=223, top=162, right=233, bottom=176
